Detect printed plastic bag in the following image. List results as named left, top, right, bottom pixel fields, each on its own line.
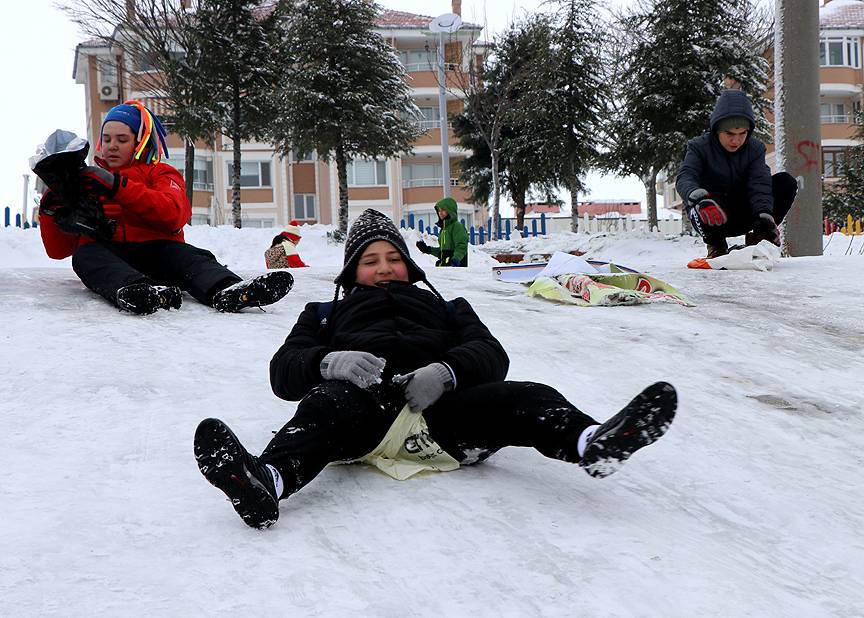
left=361, top=405, right=460, bottom=480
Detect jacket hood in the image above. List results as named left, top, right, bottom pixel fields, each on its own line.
left=435, top=197, right=459, bottom=220
left=709, top=90, right=756, bottom=133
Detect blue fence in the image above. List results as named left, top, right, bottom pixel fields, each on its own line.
left=400, top=212, right=547, bottom=245
left=4, top=207, right=36, bottom=229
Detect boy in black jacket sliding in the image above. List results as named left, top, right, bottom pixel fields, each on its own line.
left=676, top=89, right=798, bottom=259
left=194, top=209, right=677, bottom=529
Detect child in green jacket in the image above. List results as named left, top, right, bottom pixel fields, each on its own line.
left=416, top=197, right=469, bottom=267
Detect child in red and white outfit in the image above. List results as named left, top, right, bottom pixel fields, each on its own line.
left=265, top=220, right=308, bottom=268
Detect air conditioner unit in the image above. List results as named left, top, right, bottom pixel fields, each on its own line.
left=100, top=84, right=119, bottom=101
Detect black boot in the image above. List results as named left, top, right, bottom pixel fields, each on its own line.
left=212, top=271, right=294, bottom=312
left=194, top=418, right=280, bottom=529
left=116, top=283, right=182, bottom=315
left=580, top=382, right=677, bottom=478
left=705, top=239, right=728, bottom=259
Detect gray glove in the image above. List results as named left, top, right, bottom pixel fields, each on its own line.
left=320, top=351, right=386, bottom=389
left=393, top=363, right=454, bottom=413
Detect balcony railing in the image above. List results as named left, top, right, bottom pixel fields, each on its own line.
left=402, top=178, right=461, bottom=188
left=402, top=62, right=460, bottom=73
left=413, top=119, right=453, bottom=131
left=821, top=114, right=853, bottom=124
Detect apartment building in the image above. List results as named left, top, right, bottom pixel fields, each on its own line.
left=659, top=0, right=864, bottom=209
left=72, top=2, right=483, bottom=229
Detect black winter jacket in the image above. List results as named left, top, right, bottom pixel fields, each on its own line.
left=676, top=89, right=774, bottom=218
left=270, top=282, right=509, bottom=401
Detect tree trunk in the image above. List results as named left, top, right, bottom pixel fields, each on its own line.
left=644, top=168, right=659, bottom=231
left=231, top=77, right=242, bottom=229
left=184, top=138, right=195, bottom=217
left=512, top=186, right=526, bottom=231
left=490, top=148, right=501, bottom=240
left=568, top=177, right=580, bottom=234
left=335, top=139, right=349, bottom=237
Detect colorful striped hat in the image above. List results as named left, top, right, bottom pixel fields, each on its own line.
left=98, top=100, right=169, bottom=164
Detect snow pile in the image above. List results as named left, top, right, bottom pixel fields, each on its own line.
left=2, top=223, right=863, bottom=616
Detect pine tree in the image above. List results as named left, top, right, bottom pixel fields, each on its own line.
left=452, top=19, right=559, bottom=230
left=515, top=0, right=607, bottom=233
left=605, top=0, right=769, bottom=230
left=193, top=0, right=288, bottom=228
left=268, top=0, right=419, bottom=236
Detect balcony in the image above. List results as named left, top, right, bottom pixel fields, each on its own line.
left=413, top=119, right=452, bottom=132
left=402, top=62, right=459, bottom=73
left=402, top=177, right=460, bottom=188
left=821, top=114, right=853, bottom=124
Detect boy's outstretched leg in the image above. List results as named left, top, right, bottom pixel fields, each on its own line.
left=194, top=418, right=281, bottom=529
left=579, top=382, right=677, bottom=479
left=212, top=271, right=294, bottom=312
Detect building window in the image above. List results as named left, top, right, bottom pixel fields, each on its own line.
left=823, top=148, right=846, bottom=178
left=294, top=194, right=316, bottom=220
left=170, top=157, right=214, bottom=191
left=189, top=214, right=210, bottom=225
left=241, top=218, right=275, bottom=228
left=820, top=37, right=861, bottom=68
left=292, top=148, right=314, bottom=162
left=402, top=162, right=443, bottom=188
left=347, top=159, right=387, bottom=186
left=226, top=161, right=271, bottom=188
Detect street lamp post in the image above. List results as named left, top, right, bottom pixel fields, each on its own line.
left=429, top=13, right=462, bottom=199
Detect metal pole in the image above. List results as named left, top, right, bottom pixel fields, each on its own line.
left=437, top=31, right=451, bottom=199
left=774, top=0, right=822, bottom=256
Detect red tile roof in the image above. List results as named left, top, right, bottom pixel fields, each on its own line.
left=376, top=8, right=479, bottom=31
left=821, top=0, right=864, bottom=28
left=376, top=8, right=435, bottom=28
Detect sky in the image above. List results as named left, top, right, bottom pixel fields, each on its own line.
left=1, top=0, right=769, bottom=219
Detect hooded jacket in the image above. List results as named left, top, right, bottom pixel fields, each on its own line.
left=39, top=157, right=191, bottom=259
left=429, top=198, right=469, bottom=266
left=675, top=90, right=774, bottom=218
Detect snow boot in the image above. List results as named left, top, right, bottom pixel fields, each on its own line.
left=116, top=283, right=182, bottom=315
left=705, top=239, right=728, bottom=259
left=194, top=418, right=280, bottom=529
left=212, top=271, right=294, bottom=312
left=580, top=381, right=677, bottom=479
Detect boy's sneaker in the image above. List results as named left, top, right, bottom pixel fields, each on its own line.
left=580, top=382, right=677, bottom=479
left=116, top=283, right=182, bottom=315
left=194, top=418, right=280, bottom=529
left=212, top=271, right=294, bottom=312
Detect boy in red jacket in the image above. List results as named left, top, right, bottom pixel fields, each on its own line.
left=36, top=100, right=292, bottom=315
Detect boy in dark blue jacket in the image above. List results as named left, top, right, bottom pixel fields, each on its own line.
left=193, top=209, right=677, bottom=529
left=676, top=89, right=798, bottom=258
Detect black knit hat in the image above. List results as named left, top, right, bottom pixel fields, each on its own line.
left=335, top=209, right=426, bottom=291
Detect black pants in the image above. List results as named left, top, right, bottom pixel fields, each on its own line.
left=704, top=172, right=798, bottom=242
left=259, top=380, right=597, bottom=499
left=71, top=240, right=241, bottom=307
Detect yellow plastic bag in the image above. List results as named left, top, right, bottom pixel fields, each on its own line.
left=361, top=405, right=460, bottom=480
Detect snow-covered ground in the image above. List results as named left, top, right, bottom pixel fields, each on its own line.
left=2, top=223, right=862, bottom=617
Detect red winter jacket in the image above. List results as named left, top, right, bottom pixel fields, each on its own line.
left=39, top=158, right=191, bottom=259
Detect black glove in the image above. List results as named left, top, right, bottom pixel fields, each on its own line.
left=416, top=240, right=432, bottom=254
left=79, top=166, right=120, bottom=198
left=752, top=213, right=780, bottom=245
